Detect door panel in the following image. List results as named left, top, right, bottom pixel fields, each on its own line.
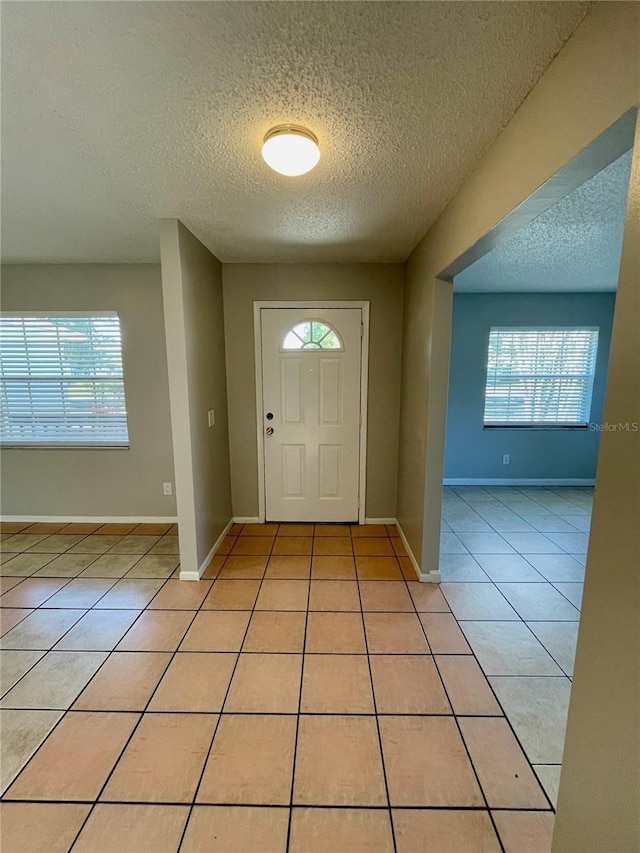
left=319, top=359, right=342, bottom=425
left=281, top=360, right=303, bottom=423
left=261, top=308, right=362, bottom=522
left=282, top=444, right=305, bottom=497
left=319, top=444, right=341, bottom=497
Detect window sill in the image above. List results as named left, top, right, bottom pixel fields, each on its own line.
left=1, top=443, right=130, bottom=450
left=483, top=425, right=589, bottom=431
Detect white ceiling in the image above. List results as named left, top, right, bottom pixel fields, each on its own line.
left=1, top=1, right=590, bottom=264
left=454, top=149, right=632, bottom=292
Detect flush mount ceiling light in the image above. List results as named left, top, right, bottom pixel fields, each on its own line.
left=262, top=125, right=320, bottom=176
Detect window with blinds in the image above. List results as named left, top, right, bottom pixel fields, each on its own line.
left=0, top=313, right=129, bottom=446
left=484, top=327, right=599, bottom=427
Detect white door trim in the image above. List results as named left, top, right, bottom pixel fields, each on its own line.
left=253, top=301, right=370, bottom=525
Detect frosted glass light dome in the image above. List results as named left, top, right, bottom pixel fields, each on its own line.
left=262, top=126, right=320, bottom=177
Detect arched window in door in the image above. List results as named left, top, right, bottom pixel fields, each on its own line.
left=281, top=320, right=343, bottom=351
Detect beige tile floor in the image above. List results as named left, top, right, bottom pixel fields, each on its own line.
left=0, top=492, right=586, bottom=852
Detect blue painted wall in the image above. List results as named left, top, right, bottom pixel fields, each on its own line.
left=444, top=293, right=616, bottom=480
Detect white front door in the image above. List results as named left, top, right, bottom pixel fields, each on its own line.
left=260, top=307, right=363, bottom=522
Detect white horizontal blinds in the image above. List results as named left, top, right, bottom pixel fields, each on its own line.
left=484, top=327, right=599, bottom=426
left=0, top=314, right=129, bottom=445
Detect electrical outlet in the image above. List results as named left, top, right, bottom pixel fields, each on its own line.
left=208, top=409, right=215, bottom=427
left=163, top=482, right=173, bottom=496
left=502, top=454, right=510, bottom=465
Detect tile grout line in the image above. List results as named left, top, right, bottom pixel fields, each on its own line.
left=402, top=561, right=506, bottom=851
left=2, top=643, right=580, bottom=654
left=0, top=707, right=568, bottom=717
left=439, top=498, right=563, bottom=813
left=175, top=524, right=277, bottom=851
left=355, top=533, right=399, bottom=853
left=0, top=796, right=562, bottom=811
left=512, top=619, right=575, bottom=680
left=547, top=579, right=584, bottom=611
left=284, top=555, right=312, bottom=853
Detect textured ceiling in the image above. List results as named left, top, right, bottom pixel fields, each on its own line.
left=454, top=150, right=632, bottom=292
left=1, top=1, right=591, bottom=264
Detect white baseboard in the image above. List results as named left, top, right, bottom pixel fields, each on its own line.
left=0, top=515, right=178, bottom=523
left=395, top=521, right=441, bottom=584
left=443, top=478, right=595, bottom=487
left=365, top=517, right=396, bottom=525
left=233, top=516, right=260, bottom=524
left=180, top=518, right=233, bottom=582
left=178, top=570, right=202, bottom=581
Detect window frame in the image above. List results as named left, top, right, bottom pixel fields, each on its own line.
left=0, top=310, right=130, bottom=449
left=482, top=325, right=599, bottom=430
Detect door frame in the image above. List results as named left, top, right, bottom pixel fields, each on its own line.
left=253, top=300, right=370, bottom=525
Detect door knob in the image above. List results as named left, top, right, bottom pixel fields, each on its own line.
left=266, top=427, right=274, bottom=436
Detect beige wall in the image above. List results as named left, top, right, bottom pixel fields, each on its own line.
left=222, top=264, right=404, bottom=519
left=0, top=264, right=176, bottom=518
left=160, top=220, right=232, bottom=576
left=552, top=111, right=640, bottom=853
left=397, top=1, right=640, bottom=574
